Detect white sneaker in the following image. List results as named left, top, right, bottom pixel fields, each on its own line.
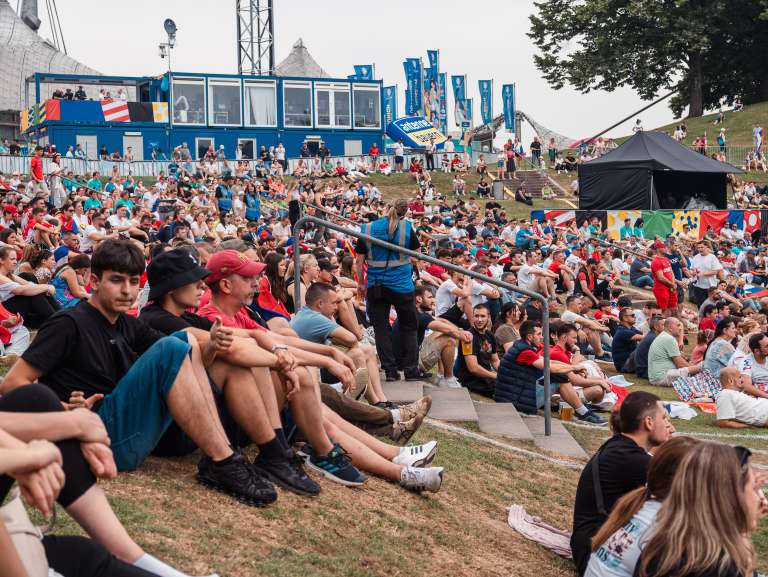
left=393, top=440, right=438, bottom=467
left=400, top=466, right=444, bottom=493
left=438, top=376, right=461, bottom=388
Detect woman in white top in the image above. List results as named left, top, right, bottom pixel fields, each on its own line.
left=48, top=153, right=67, bottom=208
left=191, top=211, right=212, bottom=241
left=0, top=246, right=59, bottom=329
left=585, top=436, right=699, bottom=577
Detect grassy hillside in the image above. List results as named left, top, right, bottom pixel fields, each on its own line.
left=650, top=101, right=768, bottom=147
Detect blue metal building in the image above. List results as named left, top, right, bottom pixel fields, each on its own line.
left=23, top=69, right=384, bottom=161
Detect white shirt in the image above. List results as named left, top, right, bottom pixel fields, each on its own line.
left=81, top=224, right=105, bottom=252
left=435, top=279, right=459, bottom=316
left=517, top=264, right=537, bottom=291
left=107, top=215, right=131, bottom=229
left=394, top=142, right=404, bottom=156
left=691, top=253, right=722, bottom=289
left=715, top=388, right=768, bottom=426
left=444, top=140, right=455, bottom=153
left=737, top=353, right=768, bottom=392
left=215, top=223, right=238, bottom=237
left=470, top=281, right=492, bottom=307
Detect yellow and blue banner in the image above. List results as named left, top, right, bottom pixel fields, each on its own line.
left=386, top=116, right=447, bottom=148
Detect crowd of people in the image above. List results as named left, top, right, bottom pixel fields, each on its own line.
left=0, top=137, right=766, bottom=577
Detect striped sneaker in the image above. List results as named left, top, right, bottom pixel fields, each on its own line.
left=392, top=441, right=438, bottom=468
left=399, top=466, right=444, bottom=493
left=304, top=443, right=368, bottom=487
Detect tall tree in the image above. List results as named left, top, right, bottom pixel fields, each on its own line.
left=528, top=0, right=729, bottom=118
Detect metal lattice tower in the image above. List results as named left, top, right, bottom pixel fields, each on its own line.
left=236, top=0, right=274, bottom=76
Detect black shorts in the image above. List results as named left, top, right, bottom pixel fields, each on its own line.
left=439, top=304, right=470, bottom=330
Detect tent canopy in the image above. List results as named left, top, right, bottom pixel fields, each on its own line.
left=578, top=131, right=742, bottom=210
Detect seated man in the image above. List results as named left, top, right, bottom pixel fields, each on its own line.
left=612, top=307, right=643, bottom=372
left=455, top=304, right=499, bottom=397
left=290, top=282, right=391, bottom=408
left=715, top=366, right=768, bottom=428
left=561, top=295, right=612, bottom=361
left=633, top=315, right=664, bottom=378
left=495, top=320, right=587, bottom=413
left=396, top=285, right=472, bottom=389
left=733, top=332, right=768, bottom=399
left=647, top=317, right=701, bottom=387
left=1, top=240, right=279, bottom=507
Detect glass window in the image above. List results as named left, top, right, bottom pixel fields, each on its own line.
left=353, top=87, right=381, bottom=129
left=284, top=83, right=312, bottom=127
left=172, top=79, right=205, bottom=125
left=244, top=81, right=276, bottom=127
left=316, top=90, right=331, bottom=126
left=334, top=91, right=350, bottom=127
left=208, top=80, right=241, bottom=126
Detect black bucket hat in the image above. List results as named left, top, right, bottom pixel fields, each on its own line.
left=147, top=248, right=209, bottom=301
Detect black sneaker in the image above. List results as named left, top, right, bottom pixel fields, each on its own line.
left=253, top=454, right=321, bottom=497
left=404, top=369, right=432, bottom=381
left=576, top=410, right=608, bottom=426
left=304, top=443, right=368, bottom=487
left=374, top=400, right=400, bottom=410
left=197, top=450, right=278, bottom=507
left=385, top=371, right=400, bottom=382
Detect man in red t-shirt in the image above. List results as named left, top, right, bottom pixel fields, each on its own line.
left=650, top=240, right=677, bottom=315
left=29, top=145, right=50, bottom=198
left=549, top=250, right=576, bottom=294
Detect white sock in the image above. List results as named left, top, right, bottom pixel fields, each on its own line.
left=390, top=408, right=402, bottom=422
left=575, top=405, right=589, bottom=416
left=134, top=553, right=219, bottom=577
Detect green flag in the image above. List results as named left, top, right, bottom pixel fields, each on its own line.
left=641, top=210, right=674, bottom=239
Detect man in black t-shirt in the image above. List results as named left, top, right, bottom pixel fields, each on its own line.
left=140, top=248, right=321, bottom=497
left=570, top=391, right=674, bottom=576
left=1, top=240, right=278, bottom=507
left=456, top=303, right=499, bottom=397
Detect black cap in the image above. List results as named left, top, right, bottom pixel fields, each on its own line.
left=147, top=248, right=209, bottom=301
left=317, top=259, right=339, bottom=272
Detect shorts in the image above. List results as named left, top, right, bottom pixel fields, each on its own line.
left=653, top=287, right=678, bottom=310
left=418, top=334, right=444, bottom=372
left=650, top=366, right=690, bottom=387
left=395, top=155, right=404, bottom=165
left=96, top=332, right=192, bottom=472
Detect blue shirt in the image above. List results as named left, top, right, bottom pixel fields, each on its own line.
left=515, top=228, right=532, bottom=247
left=289, top=307, right=339, bottom=344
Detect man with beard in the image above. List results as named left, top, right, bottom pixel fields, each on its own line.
left=455, top=303, right=499, bottom=396
left=393, top=285, right=473, bottom=389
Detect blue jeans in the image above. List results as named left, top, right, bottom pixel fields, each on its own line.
left=96, top=332, right=191, bottom=472
left=631, top=275, right=654, bottom=289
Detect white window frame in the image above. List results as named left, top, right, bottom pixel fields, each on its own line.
left=171, top=77, right=207, bottom=126
left=352, top=84, right=382, bottom=130
left=244, top=79, right=277, bottom=128
left=207, top=78, right=242, bottom=127
left=237, top=138, right=257, bottom=160
left=282, top=80, right=313, bottom=128
left=314, top=82, right=351, bottom=129
left=195, top=137, right=215, bottom=160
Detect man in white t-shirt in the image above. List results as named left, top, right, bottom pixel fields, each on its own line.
left=435, top=271, right=473, bottom=328
left=560, top=295, right=611, bottom=360
left=690, top=241, right=723, bottom=305
left=715, top=367, right=768, bottom=428
left=517, top=250, right=558, bottom=298
left=81, top=212, right=117, bottom=252
left=735, top=332, right=768, bottom=398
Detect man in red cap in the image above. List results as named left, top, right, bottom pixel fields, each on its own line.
left=651, top=240, right=677, bottom=317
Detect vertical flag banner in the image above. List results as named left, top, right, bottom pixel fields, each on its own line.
left=438, top=73, right=448, bottom=133
left=451, top=75, right=466, bottom=102
left=353, top=65, right=374, bottom=80
left=502, top=84, right=515, bottom=131
left=404, top=59, right=421, bottom=115
left=412, top=58, right=423, bottom=115
left=461, top=98, right=473, bottom=129
left=383, top=86, right=397, bottom=126
left=427, top=50, right=439, bottom=74
left=478, top=80, right=493, bottom=125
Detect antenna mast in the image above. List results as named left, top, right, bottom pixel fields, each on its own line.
left=236, top=0, right=275, bottom=75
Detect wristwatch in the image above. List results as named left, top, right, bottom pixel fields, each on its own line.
left=271, top=344, right=289, bottom=352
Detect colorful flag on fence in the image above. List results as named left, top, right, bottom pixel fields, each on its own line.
left=531, top=210, right=576, bottom=226
left=152, top=102, right=169, bottom=123
left=671, top=210, right=700, bottom=238
left=44, top=99, right=60, bottom=121
left=699, top=210, right=729, bottom=238
left=641, top=210, right=674, bottom=239
left=101, top=98, right=130, bottom=122
left=607, top=210, right=641, bottom=240
left=727, top=209, right=762, bottom=234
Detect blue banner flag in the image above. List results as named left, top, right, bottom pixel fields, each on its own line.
left=502, top=84, right=515, bottom=132
left=427, top=50, right=439, bottom=75
left=478, top=80, right=493, bottom=125
left=438, top=73, right=447, bottom=133
left=353, top=65, right=374, bottom=80
left=383, top=85, right=397, bottom=126
left=404, top=58, right=422, bottom=115
left=464, top=98, right=473, bottom=129
left=451, top=75, right=466, bottom=102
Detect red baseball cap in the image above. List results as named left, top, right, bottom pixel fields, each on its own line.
left=653, top=240, right=666, bottom=249
left=3, top=205, right=18, bottom=216
left=205, top=250, right=265, bottom=284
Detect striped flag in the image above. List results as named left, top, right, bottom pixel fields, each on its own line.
left=101, top=98, right=130, bottom=122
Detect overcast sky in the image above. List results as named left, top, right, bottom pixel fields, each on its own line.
left=41, top=0, right=678, bottom=140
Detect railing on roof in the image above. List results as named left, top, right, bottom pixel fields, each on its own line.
left=291, top=214, right=554, bottom=436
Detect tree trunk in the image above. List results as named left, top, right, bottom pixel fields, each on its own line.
left=687, top=52, right=704, bottom=118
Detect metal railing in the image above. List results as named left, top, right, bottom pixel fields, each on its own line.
left=292, top=214, right=554, bottom=436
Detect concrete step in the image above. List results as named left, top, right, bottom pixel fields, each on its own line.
left=382, top=380, right=425, bottom=404
left=475, top=403, right=534, bottom=441
left=427, top=387, right=479, bottom=422
left=522, top=415, right=588, bottom=459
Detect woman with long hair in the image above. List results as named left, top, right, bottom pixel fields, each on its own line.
left=51, top=254, right=91, bottom=308
left=636, top=442, right=765, bottom=577
left=585, top=436, right=700, bottom=577
left=703, top=315, right=738, bottom=377
left=17, top=245, right=56, bottom=284
left=494, top=301, right=527, bottom=354
left=254, top=252, right=292, bottom=332
left=0, top=246, right=59, bottom=329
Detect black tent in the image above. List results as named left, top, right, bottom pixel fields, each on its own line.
left=578, top=131, right=742, bottom=210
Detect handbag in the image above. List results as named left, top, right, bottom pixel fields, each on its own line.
left=0, top=487, right=50, bottom=577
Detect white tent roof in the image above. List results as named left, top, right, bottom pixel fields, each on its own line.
left=275, top=38, right=330, bottom=78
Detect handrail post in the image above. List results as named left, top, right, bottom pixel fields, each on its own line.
left=292, top=215, right=553, bottom=436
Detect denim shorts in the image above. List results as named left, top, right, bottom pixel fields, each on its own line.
left=96, top=331, right=191, bottom=472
